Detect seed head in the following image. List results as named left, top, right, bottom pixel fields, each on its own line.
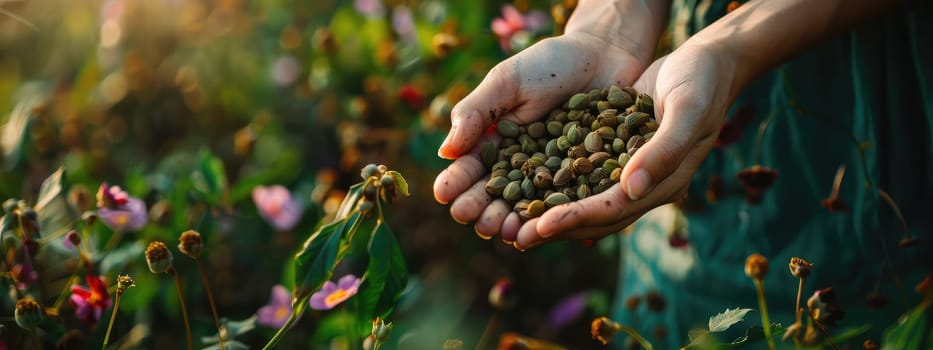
left=145, top=241, right=174, bottom=274
left=15, top=297, right=43, bottom=330
left=745, top=253, right=769, bottom=280
left=789, top=257, right=813, bottom=279
left=590, top=317, right=622, bottom=346
left=178, top=230, right=203, bottom=259
left=117, top=274, right=136, bottom=293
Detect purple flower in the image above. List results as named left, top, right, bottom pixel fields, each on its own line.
left=491, top=5, right=548, bottom=52
left=354, top=0, right=384, bottom=18
left=548, top=292, right=588, bottom=330
left=97, top=196, right=148, bottom=232
left=252, top=185, right=304, bottom=231
left=10, top=263, right=37, bottom=291
left=392, top=6, right=416, bottom=42
left=257, top=285, right=293, bottom=328
left=309, top=275, right=361, bottom=310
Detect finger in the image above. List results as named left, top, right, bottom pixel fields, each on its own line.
left=520, top=210, right=645, bottom=250
left=500, top=212, right=522, bottom=243
left=449, top=179, right=493, bottom=225
left=438, top=60, right=521, bottom=159
left=474, top=200, right=511, bottom=239
left=433, top=135, right=498, bottom=204
left=620, top=92, right=706, bottom=201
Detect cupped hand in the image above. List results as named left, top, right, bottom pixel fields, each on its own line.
left=515, top=42, right=742, bottom=249
left=432, top=30, right=650, bottom=242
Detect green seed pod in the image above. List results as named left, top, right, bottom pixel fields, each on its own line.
left=498, top=119, right=520, bottom=138
left=501, top=144, right=522, bottom=158
left=618, top=153, right=632, bottom=168
left=596, top=100, right=612, bottom=113
left=568, top=93, right=590, bottom=110
left=545, top=192, right=571, bottom=208
left=603, top=159, right=621, bottom=174
left=616, top=124, right=631, bottom=142
left=546, top=121, right=564, bottom=137
left=625, top=112, right=650, bottom=126
left=527, top=122, right=547, bottom=138
left=608, top=85, right=634, bottom=109
left=492, top=161, right=510, bottom=173
left=627, top=135, right=645, bottom=152
left=622, top=86, right=639, bottom=99
left=556, top=136, right=572, bottom=152
left=561, top=187, right=577, bottom=201
left=533, top=171, right=553, bottom=189
left=562, top=120, right=579, bottom=135
left=596, top=126, right=616, bottom=140
left=561, top=157, right=573, bottom=170
left=526, top=157, right=545, bottom=169
left=480, top=142, right=498, bottom=167
left=610, top=167, right=622, bottom=182
left=581, top=113, right=596, bottom=127
left=589, top=168, right=607, bottom=184
left=584, top=132, right=603, bottom=153
left=577, top=184, right=591, bottom=199
left=597, top=112, right=618, bottom=128
left=503, top=181, right=523, bottom=202
left=567, top=124, right=583, bottom=145
left=567, top=145, right=588, bottom=159
left=507, top=169, right=524, bottom=182
left=486, top=176, right=509, bottom=196
left=567, top=109, right=583, bottom=121
left=521, top=178, right=535, bottom=199
left=491, top=168, right=509, bottom=178
left=527, top=200, right=547, bottom=216
left=545, top=156, right=563, bottom=172
left=576, top=174, right=589, bottom=186
left=644, top=121, right=659, bottom=131
left=612, top=138, right=625, bottom=154
left=636, top=93, right=654, bottom=114
left=514, top=199, right=531, bottom=212
left=545, top=139, right=560, bottom=158
left=500, top=137, right=518, bottom=148
left=591, top=120, right=602, bottom=131
left=572, top=157, right=594, bottom=175
left=552, top=111, right=568, bottom=123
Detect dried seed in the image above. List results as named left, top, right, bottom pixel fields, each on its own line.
left=567, top=145, right=588, bottom=159
left=545, top=192, right=571, bottom=207
left=577, top=184, right=591, bottom=199
left=545, top=156, right=563, bottom=172
left=521, top=178, right=535, bottom=199
left=636, top=93, right=654, bottom=114
left=596, top=101, right=612, bottom=113
left=521, top=137, right=538, bottom=154
left=572, top=157, right=594, bottom=174
left=510, top=152, right=529, bottom=169
left=610, top=167, right=622, bottom=182
left=596, top=126, right=616, bottom=140
left=616, top=124, right=631, bottom=142
left=507, top=169, right=524, bottom=182
left=486, top=176, right=509, bottom=196
left=612, top=138, right=625, bottom=154
left=627, top=135, right=645, bottom=152
left=584, top=132, right=603, bottom=153
left=608, top=85, right=635, bottom=109
left=553, top=168, right=573, bottom=187
left=514, top=199, right=530, bottom=212
left=480, top=142, right=498, bottom=167
left=567, top=109, right=583, bottom=121
left=556, top=135, right=572, bottom=151
left=644, top=121, right=659, bottom=131
left=534, top=172, right=553, bottom=189
left=568, top=93, right=590, bottom=110
left=503, top=181, right=522, bottom=202
left=625, top=112, right=650, bottom=126
left=501, top=137, right=517, bottom=148
left=546, top=121, right=564, bottom=137
left=603, top=159, right=620, bottom=173
left=527, top=122, right=547, bottom=138
left=492, top=161, right=510, bottom=173
left=588, top=152, right=611, bottom=167
left=527, top=200, right=547, bottom=216
left=567, top=124, right=583, bottom=145
left=597, top=112, right=618, bottom=128
left=618, top=153, right=631, bottom=168
left=545, top=139, right=561, bottom=157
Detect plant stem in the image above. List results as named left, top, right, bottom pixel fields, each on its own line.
left=262, top=304, right=301, bottom=350
left=171, top=268, right=193, bottom=350
left=475, top=312, right=500, bottom=350
left=807, top=312, right=840, bottom=350
left=196, top=259, right=224, bottom=350
left=793, top=277, right=805, bottom=350
left=753, top=278, right=775, bottom=350
left=102, top=291, right=122, bottom=350
left=31, top=328, right=41, bottom=350
left=617, top=324, right=654, bottom=350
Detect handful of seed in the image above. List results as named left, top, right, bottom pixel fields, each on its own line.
left=481, top=85, right=657, bottom=221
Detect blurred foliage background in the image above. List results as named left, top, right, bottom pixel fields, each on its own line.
left=1, top=0, right=622, bottom=348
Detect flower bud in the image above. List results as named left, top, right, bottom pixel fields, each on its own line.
left=590, top=317, right=622, bottom=346
left=745, top=253, right=769, bottom=280
left=145, top=241, right=174, bottom=274
left=361, top=164, right=380, bottom=180
left=117, top=274, right=136, bottom=294
left=371, top=317, right=393, bottom=343
left=178, top=230, right=203, bottom=259
left=15, top=297, right=43, bottom=330
left=65, top=230, right=81, bottom=249
left=82, top=211, right=98, bottom=226
left=488, top=277, right=516, bottom=310
left=788, top=257, right=813, bottom=279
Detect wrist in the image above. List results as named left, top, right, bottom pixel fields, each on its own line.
left=565, top=0, right=671, bottom=66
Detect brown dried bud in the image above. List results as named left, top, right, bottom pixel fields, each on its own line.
left=745, top=253, right=769, bottom=280
left=590, top=317, right=622, bottom=346
left=178, top=230, right=203, bottom=259
left=15, top=297, right=42, bottom=330
left=145, top=241, right=174, bottom=274
left=789, top=257, right=813, bottom=279
left=117, top=274, right=136, bottom=293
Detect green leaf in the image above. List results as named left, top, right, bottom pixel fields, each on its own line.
left=191, top=150, right=228, bottom=204
left=373, top=225, right=407, bottom=318
left=355, top=222, right=392, bottom=322
left=883, top=305, right=930, bottom=350
left=293, top=213, right=356, bottom=302
left=2, top=94, right=40, bottom=170
left=334, top=183, right=363, bottom=221
left=709, top=308, right=754, bottom=333
left=34, top=167, right=65, bottom=212
left=387, top=171, right=409, bottom=197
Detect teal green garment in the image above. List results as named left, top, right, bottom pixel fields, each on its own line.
left=611, top=1, right=933, bottom=348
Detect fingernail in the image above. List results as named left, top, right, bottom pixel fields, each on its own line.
left=626, top=169, right=652, bottom=201
left=511, top=241, right=526, bottom=252
left=475, top=226, right=493, bottom=240
left=437, top=121, right=459, bottom=159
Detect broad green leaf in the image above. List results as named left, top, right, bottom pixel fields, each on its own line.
left=293, top=213, right=356, bottom=302
left=191, top=150, right=228, bottom=204
left=334, top=183, right=363, bottom=221
left=709, top=308, right=754, bottom=333
left=387, top=170, right=409, bottom=197
left=883, top=305, right=929, bottom=350
left=34, top=167, right=65, bottom=212
left=355, top=222, right=392, bottom=323
left=373, top=225, right=407, bottom=318
left=124, top=166, right=149, bottom=198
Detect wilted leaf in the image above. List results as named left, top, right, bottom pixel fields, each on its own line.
left=708, top=308, right=753, bottom=333
left=34, top=167, right=65, bottom=212
left=387, top=170, right=409, bottom=197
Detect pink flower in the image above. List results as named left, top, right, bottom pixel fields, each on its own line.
left=70, top=274, right=111, bottom=326
left=252, top=185, right=304, bottom=231
left=10, top=263, right=37, bottom=291
left=309, top=275, right=361, bottom=310
left=96, top=182, right=148, bottom=232
left=491, top=5, right=548, bottom=52
left=257, top=285, right=293, bottom=328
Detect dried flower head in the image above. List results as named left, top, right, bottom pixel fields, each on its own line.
left=736, top=166, right=778, bottom=203
left=745, top=253, right=769, bottom=280
left=117, top=274, right=136, bottom=293
left=145, top=241, right=174, bottom=274
left=371, top=317, right=393, bottom=343
left=488, top=277, right=516, bottom=310
left=15, top=297, right=43, bottom=330
left=789, top=257, right=813, bottom=279
left=178, top=230, right=203, bottom=259
left=807, top=287, right=845, bottom=328
left=590, top=317, right=622, bottom=346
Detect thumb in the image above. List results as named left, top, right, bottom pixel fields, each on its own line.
left=620, top=94, right=702, bottom=201
left=438, top=63, right=520, bottom=160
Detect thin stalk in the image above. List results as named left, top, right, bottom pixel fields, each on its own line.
left=30, top=328, right=41, bottom=350
left=878, top=189, right=911, bottom=242
left=196, top=259, right=224, bottom=350
left=475, top=312, right=500, bottom=350
left=102, top=291, right=123, bottom=349
left=617, top=324, right=654, bottom=350
left=828, top=165, right=845, bottom=199
left=262, top=304, right=301, bottom=350
left=753, top=278, right=775, bottom=350
left=792, top=277, right=805, bottom=350
left=170, top=268, right=193, bottom=350
left=807, top=312, right=840, bottom=350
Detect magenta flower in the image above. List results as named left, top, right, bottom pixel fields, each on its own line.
left=491, top=5, right=548, bottom=52
left=64, top=230, right=81, bottom=250
left=252, top=185, right=303, bottom=231
left=309, top=275, right=361, bottom=310
left=257, top=285, right=293, bottom=328
left=70, top=274, right=111, bottom=326
left=354, top=0, right=384, bottom=18
left=10, top=263, right=37, bottom=291
left=96, top=182, right=148, bottom=232
left=392, top=6, right=416, bottom=42
left=548, top=292, right=588, bottom=330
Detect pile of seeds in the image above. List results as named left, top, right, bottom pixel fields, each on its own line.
left=481, top=85, right=657, bottom=221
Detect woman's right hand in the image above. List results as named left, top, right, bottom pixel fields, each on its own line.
left=433, top=0, right=669, bottom=242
